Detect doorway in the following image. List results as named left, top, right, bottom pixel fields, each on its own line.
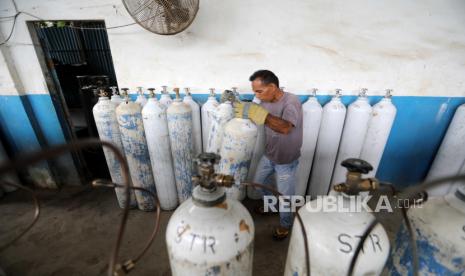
left=28, top=20, right=118, bottom=180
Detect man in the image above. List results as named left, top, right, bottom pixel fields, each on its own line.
left=234, top=70, right=303, bottom=240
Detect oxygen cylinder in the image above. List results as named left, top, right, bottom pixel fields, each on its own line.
left=0, top=141, right=19, bottom=192
left=332, top=88, right=373, bottom=187
left=360, top=89, right=397, bottom=178
left=285, top=159, right=390, bottom=275
left=116, top=96, right=156, bottom=211
left=219, top=118, right=258, bottom=200
left=308, top=89, right=347, bottom=198
left=201, top=88, right=219, bottom=151
left=167, top=88, right=194, bottom=203
left=183, top=87, right=202, bottom=157
left=160, top=85, right=173, bottom=108
left=426, top=103, right=465, bottom=196
left=142, top=89, right=178, bottom=210
left=295, top=89, right=322, bottom=196
left=135, top=86, right=147, bottom=107
left=118, top=88, right=130, bottom=104
left=207, top=91, right=235, bottom=154
left=110, top=86, right=123, bottom=105
left=166, top=153, right=254, bottom=275
left=247, top=96, right=265, bottom=200
left=389, top=184, right=465, bottom=275
left=92, top=90, right=137, bottom=208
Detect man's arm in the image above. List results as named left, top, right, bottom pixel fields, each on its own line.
left=265, top=114, right=294, bottom=135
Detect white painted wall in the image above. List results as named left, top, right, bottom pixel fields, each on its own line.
left=1, top=0, right=465, bottom=96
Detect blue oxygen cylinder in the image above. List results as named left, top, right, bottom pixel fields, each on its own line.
left=93, top=89, right=137, bottom=208
left=116, top=95, right=157, bottom=211
left=389, top=184, right=465, bottom=275
left=167, top=88, right=194, bottom=203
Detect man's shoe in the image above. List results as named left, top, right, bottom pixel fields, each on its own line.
left=272, top=226, right=290, bottom=240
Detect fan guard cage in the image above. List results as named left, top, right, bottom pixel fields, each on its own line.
left=122, top=0, right=199, bottom=35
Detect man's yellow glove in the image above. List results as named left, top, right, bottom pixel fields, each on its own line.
left=234, top=102, right=269, bottom=125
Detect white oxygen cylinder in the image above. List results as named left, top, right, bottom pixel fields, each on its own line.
left=426, top=103, right=465, bottom=196
left=201, top=88, right=219, bottom=151
left=285, top=196, right=390, bottom=275
left=110, top=86, right=124, bottom=105
left=159, top=85, right=173, bottom=108
left=183, top=87, right=202, bottom=157
left=207, top=96, right=234, bottom=154
left=116, top=97, right=156, bottom=211
left=166, top=154, right=254, bottom=276
left=142, top=89, right=178, bottom=210
left=0, top=141, right=19, bottom=192
left=219, top=118, right=258, bottom=200
left=167, top=88, right=194, bottom=203
left=92, top=90, right=137, bottom=208
left=389, top=184, right=465, bottom=275
left=247, top=96, right=265, bottom=200
left=308, top=89, right=347, bottom=197
left=332, top=88, right=373, bottom=186
left=295, top=89, right=322, bottom=196
left=286, top=159, right=390, bottom=276
left=360, top=89, right=397, bottom=178
left=135, top=86, right=147, bottom=107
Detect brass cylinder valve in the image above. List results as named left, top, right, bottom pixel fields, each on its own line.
left=333, top=158, right=379, bottom=195
left=191, top=152, right=234, bottom=190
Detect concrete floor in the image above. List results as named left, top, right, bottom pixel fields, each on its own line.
left=0, top=187, right=401, bottom=276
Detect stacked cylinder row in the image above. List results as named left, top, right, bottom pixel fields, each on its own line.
left=92, top=86, right=259, bottom=211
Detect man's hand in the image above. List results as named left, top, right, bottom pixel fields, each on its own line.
left=234, top=102, right=269, bottom=125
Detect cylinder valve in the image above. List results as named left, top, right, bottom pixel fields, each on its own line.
left=333, top=158, right=379, bottom=195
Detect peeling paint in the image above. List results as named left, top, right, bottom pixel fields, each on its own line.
left=239, top=220, right=250, bottom=233
left=218, top=118, right=257, bottom=201
left=93, top=97, right=137, bottom=208
left=207, top=102, right=234, bottom=154
left=167, top=101, right=194, bottom=203
left=116, top=101, right=157, bottom=211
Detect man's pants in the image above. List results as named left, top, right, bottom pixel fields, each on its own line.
left=253, top=155, right=298, bottom=229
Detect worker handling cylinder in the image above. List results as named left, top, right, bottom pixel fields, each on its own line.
left=183, top=87, right=202, bottom=157
left=142, top=88, right=178, bottom=210
left=308, top=89, right=346, bottom=198
left=218, top=109, right=258, bottom=201
left=389, top=184, right=465, bottom=274
left=295, top=88, right=322, bottom=196
left=116, top=93, right=156, bottom=211
left=235, top=70, right=303, bottom=240
left=167, top=88, right=194, bottom=202
left=206, top=90, right=235, bottom=154
left=93, top=89, right=137, bottom=208
left=332, top=88, right=372, bottom=187
left=166, top=153, right=254, bottom=275
left=285, top=159, right=390, bottom=275
left=201, top=88, right=219, bottom=152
